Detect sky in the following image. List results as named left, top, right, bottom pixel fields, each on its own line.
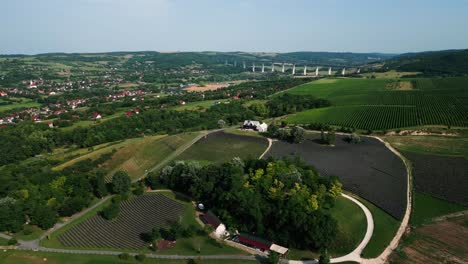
left=1, top=0, right=468, bottom=54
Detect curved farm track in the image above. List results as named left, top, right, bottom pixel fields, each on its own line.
left=1, top=130, right=413, bottom=264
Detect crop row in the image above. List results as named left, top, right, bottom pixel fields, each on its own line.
left=58, top=194, right=185, bottom=249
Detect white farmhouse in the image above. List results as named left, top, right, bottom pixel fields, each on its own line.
left=242, top=120, right=268, bottom=132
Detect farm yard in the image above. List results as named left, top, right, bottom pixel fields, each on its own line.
left=264, top=132, right=407, bottom=220
left=177, top=130, right=268, bottom=164
left=404, top=152, right=468, bottom=206
left=56, top=193, right=186, bottom=249
left=284, top=77, right=468, bottom=130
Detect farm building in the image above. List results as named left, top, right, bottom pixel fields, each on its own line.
left=238, top=233, right=271, bottom=251
left=242, top=120, right=268, bottom=132
left=91, top=112, right=102, bottom=120
left=237, top=233, right=289, bottom=256
left=201, top=211, right=226, bottom=238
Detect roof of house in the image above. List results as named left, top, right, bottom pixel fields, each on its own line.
left=244, top=120, right=261, bottom=126
left=270, top=244, right=288, bottom=255
left=238, top=233, right=272, bottom=249
left=202, top=211, right=222, bottom=229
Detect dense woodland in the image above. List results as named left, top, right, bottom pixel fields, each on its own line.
left=147, top=157, right=342, bottom=250
left=385, top=49, right=468, bottom=76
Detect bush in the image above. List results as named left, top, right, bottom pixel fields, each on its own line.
left=187, top=258, right=202, bottom=264
left=22, top=225, right=34, bottom=235
left=346, top=133, right=361, bottom=144
left=100, top=201, right=120, bottom=220
left=135, top=253, right=146, bottom=262
left=7, top=238, right=17, bottom=245
left=132, top=182, right=145, bottom=196
left=111, top=170, right=131, bottom=195
left=118, top=253, right=130, bottom=260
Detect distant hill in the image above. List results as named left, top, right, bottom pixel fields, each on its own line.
left=385, top=49, right=468, bottom=76
left=0, top=51, right=395, bottom=67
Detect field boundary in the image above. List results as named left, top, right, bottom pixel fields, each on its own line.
left=362, top=136, right=412, bottom=264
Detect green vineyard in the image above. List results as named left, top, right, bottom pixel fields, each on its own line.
left=285, top=77, right=468, bottom=130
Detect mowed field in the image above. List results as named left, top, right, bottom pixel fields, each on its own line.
left=265, top=132, right=407, bottom=220
left=285, top=77, right=468, bottom=130
left=0, top=97, right=41, bottom=112
left=178, top=130, right=268, bottom=164
left=53, top=132, right=200, bottom=181
left=288, top=195, right=367, bottom=260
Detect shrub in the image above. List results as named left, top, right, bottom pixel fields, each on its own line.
left=101, top=201, right=120, bottom=220
left=135, top=253, right=146, bottom=262
left=7, top=238, right=17, bottom=245
left=118, top=253, right=130, bottom=260
left=22, top=225, right=34, bottom=235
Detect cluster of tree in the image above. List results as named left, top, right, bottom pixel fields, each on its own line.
left=266, top=94, right=331, bottom=117
left=0, top=152, right=114, bottom=233
left=147, top=157, right=342, bottom=250
left=142, top=222, right=200, bottom=246
left=267, top=125, right=306, bottom=143
left=320, top=129, right=336, bottom=145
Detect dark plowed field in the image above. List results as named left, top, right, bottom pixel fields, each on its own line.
left=58, top=193, right=185, bottom=249
left=404, top=152, right=468, bottom=206
left=265, top=133, right=407, bottom=219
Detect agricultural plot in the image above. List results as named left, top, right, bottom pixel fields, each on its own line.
left=284, top=77, right=468, bottom=130
left=404, top=152, right=468, bottom=206
left=101, top=133, right=199, bottom=181
left=178, top=130, right=268, bottom=164
left=265, top=133, right=407, bottom=219
left=58, top=194, right=185, bottom=249
left=390, top=214, right=468, bottom=264
left=53, top=133, right=199, bottom=181
left=383, top=135, right=468, bottom=159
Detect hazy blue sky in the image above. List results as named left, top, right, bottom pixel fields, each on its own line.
left=1, top=0, right=468, bottom=54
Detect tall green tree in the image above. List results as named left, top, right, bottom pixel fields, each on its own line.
left=111, top=171, right=131, bottom=195
left=0, top=197, right=25, bottom=232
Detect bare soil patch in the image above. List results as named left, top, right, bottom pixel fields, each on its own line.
left=391, top=214, right=468, bottom=263
left=185, top=81, right=245, bottom=92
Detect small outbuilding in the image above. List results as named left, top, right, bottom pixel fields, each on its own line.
left=201, top=211, right=226, bottom=238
